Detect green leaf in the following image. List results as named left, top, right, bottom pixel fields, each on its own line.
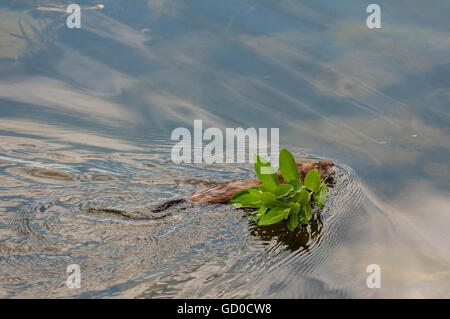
left=299, top=202, right=312, bottom=224
left=257, top=206, right=268, bottom=216
left=247, top=188, right=265, bottom=199
left=230, top=189, right=249, bottom=202
left=259, top=192, right=290, bottom=208
left=313, top=183, right=328, bottom=208
left=288, top=179, right=302, bottom=193
left=289, top=202, right=301, bottom=214
left=293, top=188, right=309, bottom=204
left=284, top=207, right=291, bottom=219
left=304, top=168, right=320, bottom=192
left=287, top=209, right=299, bottom=231
left=279, top=148, right=300, bottom=183
left=254, top=155, right=279, bottom=192
left=258, top=207, right=290, bottom=226
left=230, top=194, right=262, bottom=208
left=249, top=206, right=267, bottom=221
left=250, top=185, right=265, bottom=192
left=274, top=184, right=294, bottom=197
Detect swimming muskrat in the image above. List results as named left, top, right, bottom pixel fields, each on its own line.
left=152, top=160, right=335, bottom=212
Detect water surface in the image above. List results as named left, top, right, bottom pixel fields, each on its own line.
left=0, top=0, right=449, bottom=298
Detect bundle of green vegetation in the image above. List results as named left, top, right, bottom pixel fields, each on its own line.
left=229, top=149, right=328, bottom=231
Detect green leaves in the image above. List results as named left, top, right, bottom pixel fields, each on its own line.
left=274, top=184, right=294, bottom=197
left=230, top=193, right=261, bottom=208
left=288, top=179, right=302, bottom=194
left=249, top=206, right=267, bottom=221
left=258, top=207, right=290, bottom=226
left=314, top=183, right=328, bottom=208
left=230, top=189, right=250, bottom=202
left=230, top=149, right=329, bottom=231
left=299, top=202, right=312, bottom=224
left=254, top=154, right=279, bottom=192
left=304, top=169, right=320, bottom=192
left=287, top=204, right=300, bottom=231
left=279, top=148, right=300, bottom=183
left=293, top=188, right=309, bottom=204
left=259, top=192, right=289, bottom=208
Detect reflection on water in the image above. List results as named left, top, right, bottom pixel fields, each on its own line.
left=0, top=0, right=449, bottom=297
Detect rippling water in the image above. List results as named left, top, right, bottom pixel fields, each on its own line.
left=0, top=0, right=449, bottom=298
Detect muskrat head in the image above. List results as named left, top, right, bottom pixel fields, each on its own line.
left=317, top=160, right=335, bottom=179
left=295, top=160, right=336, bottom=183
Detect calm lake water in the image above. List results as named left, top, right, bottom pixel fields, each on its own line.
left=0, top=0, right=449, bottom=298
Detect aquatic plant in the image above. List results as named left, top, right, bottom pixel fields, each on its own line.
left=230, top=148, right=328, bottom=231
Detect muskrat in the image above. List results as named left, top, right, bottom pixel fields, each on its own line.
left=152, top=160, right=335, bottom=212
